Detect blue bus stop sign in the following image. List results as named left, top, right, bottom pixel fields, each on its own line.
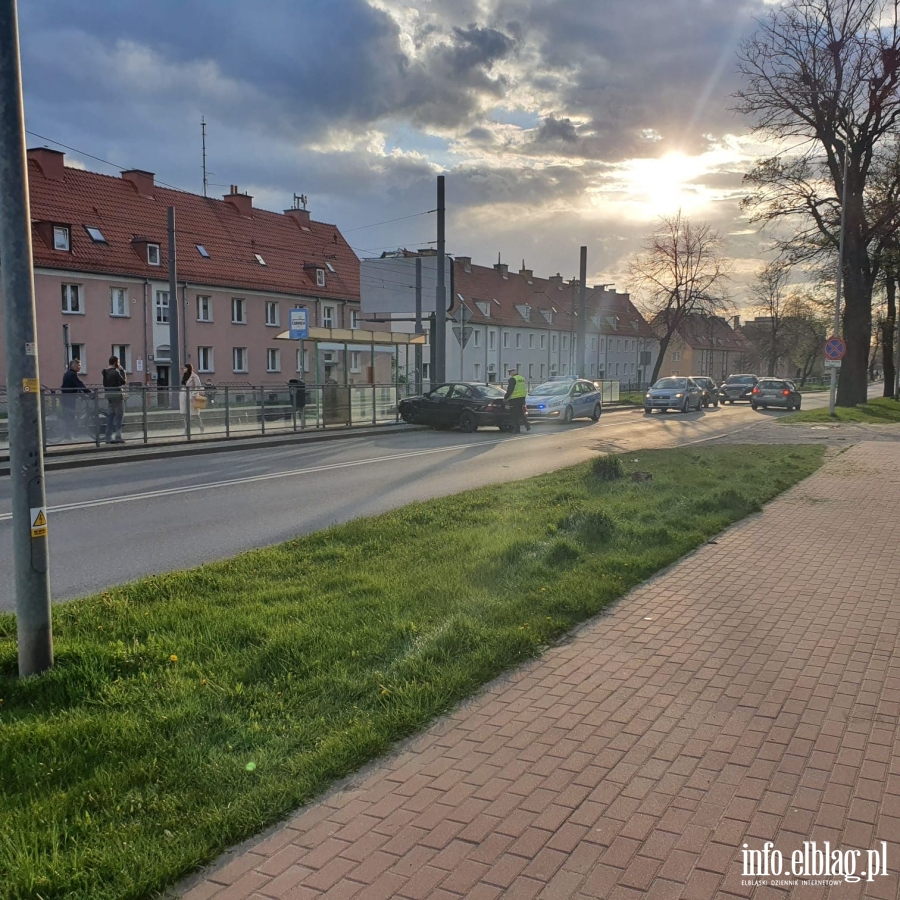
left=289, top=308, right=309, bottom=340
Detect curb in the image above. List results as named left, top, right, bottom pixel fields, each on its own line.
left=0, top=404, right=638, bottom=476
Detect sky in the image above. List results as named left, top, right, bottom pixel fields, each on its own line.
left=17, top=0, right=782, bottom=308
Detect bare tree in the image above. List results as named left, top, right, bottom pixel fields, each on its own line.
left=784, top=291, right=830, bottom=384
left=629, top=211, right=730, bottom=384
left=736, top=0, right=900, bottom=406
left=750, top=259, right=792, bottom=375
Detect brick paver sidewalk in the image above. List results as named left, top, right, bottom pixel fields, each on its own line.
left=182, top=442, right=900, bottom=900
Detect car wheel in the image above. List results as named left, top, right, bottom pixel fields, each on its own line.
left=751, top=403, right=758, bottom=410
left=403, top=409, right=417, bottom=424
left=643, top=408, right=651, bottom=415
left=591, top=403, right=601, bottom=421
left=458, top=410, right=477, bottom=433
left=681, top=399, right=690, bottom=414
left=563, top=405, right=574, bottom=424
left=786, top=402, right=794, bottom=411
left=762, top=405, right=768, bottom=410
left=796, top=400, right=801, bottom=410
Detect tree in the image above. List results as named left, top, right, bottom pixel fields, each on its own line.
left=736, top=0, right=900, bottom=406
left=783, top=291, right=830, bottom=384
left=629, top=211, right=730, bottom=384
left=749, top=259, right=792, bottom=375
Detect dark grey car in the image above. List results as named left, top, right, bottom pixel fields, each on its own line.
left=691, top=376, right=720, bottom=408
left=719, top=374, right=758, bottom=403
left=750, top=378, right=802, bottom=411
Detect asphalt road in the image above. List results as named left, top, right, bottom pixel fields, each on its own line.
left=0, top=389, right=850, bottom=611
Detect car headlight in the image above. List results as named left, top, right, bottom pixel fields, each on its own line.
left=645, top=393, right=651, bottom=399
left=674, top=393, right=684, bottom=398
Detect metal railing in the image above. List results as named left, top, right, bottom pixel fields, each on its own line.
left=0, top=383, right=424, bottom=453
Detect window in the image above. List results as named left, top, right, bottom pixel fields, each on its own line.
left=110, top=288, right=128, bottom=317
left=672, top=351, right=681, bottom=362
left=540, top=334, right=546, bottom=350
left=197, top=296, right=212, bottom=322
left=196, top=244, right=210, bottom=258
left=562, top=336, right=568, bottom=351
left=68, top=343, right=86, bottom=372
left=53, top=226, right=70, bottom=251
left=600, top=339, right=605, bottom=352
left=552, top=334, right=558, bottom=351
left=85, top=226, right=105, bottom=243
left=503, top=363, right=509, bottom=378
left=316, top=269, right=326, bottom=287
left=473, top=329, right=481, bottom=348
left=502, top=332, right=509, bottom=349
left=155, top=290, right=169, bottom=324
left=540, top=364, right=545, bottom=379
left=255, top=253, right=267, bottom=266
left=350, top=351, right=361, bottom=373
left=111, top=344, right=131, bottom=373
left=489, top=330, right=496, bottom=350
left=562, top=363, right=568, bottom=375
left=528, top=334, right=534, bottom=349
left=61, top=283, right=82, bottom=314
left=267, top=348, right=281, bottom=373
left=233, top=347, right=248, bottom=373
left=615, top=363, right=619, bottom=376
left=474, top=363, right=481, bottom=380
left=515, top=333, right=522, bottom=349
left=422, top=362, right=431, bottom=381
left=350, top=309, right=361, bottom=330
left=265, top=301, right=280, bottom=327
left=528, top=363, right=535, bottom=378
left=231, top=297, right=247, bottom=324
left=197, top=346, right=214, bottom=373
left=147, top=244, right=161, bottom=266
left=591, top=337, right=596, bottom=351
left=322, top=304, right=335, bottom=328
left=616, top=339, right=621, bottom=351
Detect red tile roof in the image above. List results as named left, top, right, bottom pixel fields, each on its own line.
left=27, top=154, right=360, bottom=300
left=668, top=313, right=750, bottom=351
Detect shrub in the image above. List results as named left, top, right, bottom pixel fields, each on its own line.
left=591, top=453, right=624, bottom=481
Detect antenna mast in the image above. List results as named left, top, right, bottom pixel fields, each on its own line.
left=201, top=117, right=208, bottom=198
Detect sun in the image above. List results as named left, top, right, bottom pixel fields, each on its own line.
left=619, top=152, right=709, bottom=216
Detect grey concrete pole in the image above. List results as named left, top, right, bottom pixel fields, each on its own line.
left=435, top=176, right=446, bottom=384
left=578, top=247, right=587, bottom=378
left=168, top=207, right=180, bottom=409
left=829, top=144, right=849, bottom=415
left=0, top=0, right=53, bottom=676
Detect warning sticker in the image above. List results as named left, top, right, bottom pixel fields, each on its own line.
left=22, top=377, right=39, bottom=393
left=30, top=507, right=48, bottom=538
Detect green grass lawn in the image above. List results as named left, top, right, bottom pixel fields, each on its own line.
left=779, top=396, right=900, bottom=425
left=0, top=445, right=824, bottom=900
left=617, top=391, right=645, bottom=405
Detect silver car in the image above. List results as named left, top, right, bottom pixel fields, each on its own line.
left=526, top=379, right=602, bottom=423
left=750, top=378, right=802, bottom=411
left=643, top=377, right=704, bottom=413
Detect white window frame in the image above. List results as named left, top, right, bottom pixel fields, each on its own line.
left=197, top=296, right=213, bottom=322
left=528, top=333, right=534, bottom=350
left=54, top=226, right=70, bottom=251
left=552, top=334, right=558, bottom=351
left=267, top=348, right=281, bottom=373
left=473, top=329, right=481, bottom=348
left=232, top=347, right=248, bottom=373
left=68, top=343, right=86, bottom=373
left=197, top=346, right=214, bottom=373
left=528, top=363, right=535, bottom=378
left=265, top=301, right=280, bottom=327
left=474, top=363, right=481, bottom=381
left=515, top=333, right=522, bottom=349
left=316, top=269, right=326, bottom=288
left=672, top=351, right=681, bottom=362
left=350, top=309, right=361, bottom=330
left=111, top=344, right=131, bottom=374
left=147, top=243, right=161, bottom=266
left=502, top=331, right=509, bottom=349
left=155, top=290, right=170, bottom=324
left=562, top=335, right=568, bottom=351
left=110, top=287, right=129, bottom=317
left=61, top=283, right=82, bottom=314
left=489, top=330, right=496, bottom=350
left=322, top=304, right=336, bottom=328
left=540, top=334, right=546, bottom=350
left=350, top=350, right=361, bottom=373
left=231, top=297, right=247, bottom=324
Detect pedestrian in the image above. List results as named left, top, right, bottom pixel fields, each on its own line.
left=60, top=358, right=90, bottom=440
left=504, top=366, right=530, bottom=433
left=101, top=355, right=127, bottom=443
left=180, top=363, right=205, bottom=433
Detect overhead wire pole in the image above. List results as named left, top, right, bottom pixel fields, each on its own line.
left=578, top=247, right=587, bottom=378
left=435, top=176, right=447, bottom=384
left=168, top=207, right=180, bottom=409
left=0, top=0, right=54, bottom=676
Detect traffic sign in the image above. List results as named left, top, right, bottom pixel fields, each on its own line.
left=289, top=308, right=309, bottom=340
left=453, top=303, right=473, bottom=325
left=824, top=358, right=842, bottom=368
left=452, top=325, right=474, bottom=346
left=824, top=336, right=846, bottom=360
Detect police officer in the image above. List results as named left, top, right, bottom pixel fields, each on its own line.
left=504, top=367, right=530, bottom=433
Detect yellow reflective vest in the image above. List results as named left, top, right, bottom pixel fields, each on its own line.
left=510, top=374, right=527, bottom=399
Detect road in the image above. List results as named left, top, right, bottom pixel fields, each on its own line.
left=0, top=389, right=848, bottom=611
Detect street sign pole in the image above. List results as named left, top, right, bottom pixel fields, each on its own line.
left=0, top=0, right=54, bottom=676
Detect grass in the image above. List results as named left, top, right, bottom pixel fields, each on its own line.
left=617, top=391, right=645, bottom=405
left=778, top=396, right=900, bottom=425
left=0, top=445, right=824, bottom=900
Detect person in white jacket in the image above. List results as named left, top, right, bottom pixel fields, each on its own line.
left=179, top=363, right=205, bottom=433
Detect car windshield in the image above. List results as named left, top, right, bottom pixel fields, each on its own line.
left=727, top=375, right=756, bottom=384
left=477, top=384, right=506, bottom=398
left=530, top=382, right=571, bottom=396
left=652, top=378, right=687, bottom=390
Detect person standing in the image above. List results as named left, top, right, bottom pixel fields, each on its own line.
left=60, top=358, right=90, bottom=440
left=180, top=363, right=205, bottom=433
left=504, top=367, right=530, bottom=433
left=102, top=356, right=127, bottom=443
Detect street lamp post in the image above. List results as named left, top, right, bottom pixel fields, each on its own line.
left=829, top=146, right=849, bottom=415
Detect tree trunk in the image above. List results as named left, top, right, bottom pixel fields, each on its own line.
left=650, top=331, right=673, bottom=384
left=836, top=254, right=873, bottom=407
left=883, top=277, right=896, bottom=399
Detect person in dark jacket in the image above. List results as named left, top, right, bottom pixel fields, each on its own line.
left=60, top=358, right=90, bottom=439
left=102, top=356, right=127, bottom=443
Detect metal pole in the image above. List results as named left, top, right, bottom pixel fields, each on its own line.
left=435, top=176, right=447, bottom=383
left=0, top=0, right=53, bottom=676
left=167, top=207, right=180, bottom=409
left=578, top=247, right=587, bottom=378
left=829, top=147, right=849, bottom=415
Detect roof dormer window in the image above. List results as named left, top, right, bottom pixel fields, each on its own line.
left=53, top=226, right=70, bottom=251
left=147, top=243, right=161, bottom=266
left=255, top=253, right=267, bottom=266
left=84, top=226, right=106, bottom=243
left=317, top=269, right=326, bottom=287
left=197, top=244, right=210, bottom=258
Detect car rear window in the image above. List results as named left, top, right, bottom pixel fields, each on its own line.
left=727, top=375, right=756, bottom=384
left=760, top=381, right=787, bottom=389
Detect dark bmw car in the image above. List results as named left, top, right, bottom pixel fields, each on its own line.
left=719, top=374, right=759, bottom=403
left=399, top=382, right=518, bottom=432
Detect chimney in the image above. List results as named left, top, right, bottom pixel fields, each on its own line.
left=28, top=147, right=66, bottom=180
left=548, top=273, right=564, bottom=289
left=122, top=169, right=155, bottom=198
left=494, top=261, right=509, bottom=278
left=284, top=207, right=311, bottom=227
left=519, top=266, right=533, bottom=282
left=732, top=315, right=741, bottom=330
left=224, top=185, right=253, bottom=217
left=456, top=256, right=472, bottom=272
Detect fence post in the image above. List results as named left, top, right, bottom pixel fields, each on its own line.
left=372, top=382, right=377, bottom=425
left=260, top=387, right=266, bottom=435
left=141, top=386, right=148, bottom=444
left=185, top=387, right=192, bottom=441
left=93, top=389, right=101, bottom=446
left=225, top=387, right=230, bottom=438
